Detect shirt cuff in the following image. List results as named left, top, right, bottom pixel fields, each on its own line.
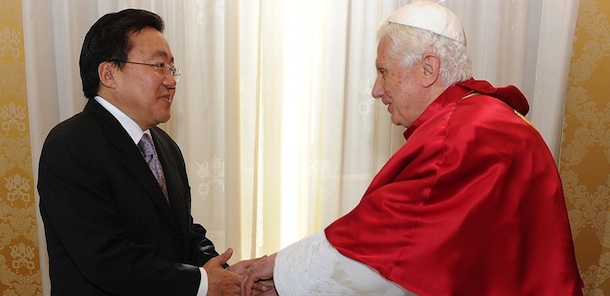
left=196, top=267, right=208, bottom=296
left=274, top=231, right=410, bottom=295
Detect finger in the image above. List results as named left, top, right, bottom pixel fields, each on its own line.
left=258, top=279, right=275, bottom=288
left=217, top=248, right=233, bottom=265
left=259, top=289, right=279, bottom=296
left=237, top=255, right=267, bottom=268
left=252, top=281, right=271, bottom=292
left=241, top=275, right=254, bottom=296
left=253, top=286, right=279, bottom=296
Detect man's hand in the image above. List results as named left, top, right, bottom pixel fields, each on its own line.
left=227, top=255, right=268, bottom=276
left=240, top=253, right=278, bottom=296
left=204, top=248, right=242, bottom=295
left=205, top=249, right=275, bottom=295
left=250, top=280, right=278, bottom=296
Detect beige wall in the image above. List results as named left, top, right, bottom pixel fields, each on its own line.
left=561, top=0, right=610, bottom=294
left=0, top=0, right=42, bottom=295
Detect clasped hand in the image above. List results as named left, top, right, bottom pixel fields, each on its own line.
left=203, top=249, right=278, bottom=296
left=240, top=253, right=278, bottom=296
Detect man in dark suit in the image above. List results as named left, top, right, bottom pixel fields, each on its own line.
left=38, top=9, right=269, bottom=296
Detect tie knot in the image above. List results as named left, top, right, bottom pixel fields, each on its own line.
left=138, top=133, right=155, bottom=160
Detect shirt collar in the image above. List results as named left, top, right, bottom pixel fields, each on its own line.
left=94, top=96, right=148, bottom=144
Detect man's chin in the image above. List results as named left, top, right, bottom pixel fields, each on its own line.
left=155, top=115, right=171, bottom=125
left=390, top=116, right=402, bottom=126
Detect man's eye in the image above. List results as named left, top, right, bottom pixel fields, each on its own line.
left=154, top=62, right=165, bottom=68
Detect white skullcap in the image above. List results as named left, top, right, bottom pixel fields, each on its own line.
left=386, top=0, right=466, bottom=45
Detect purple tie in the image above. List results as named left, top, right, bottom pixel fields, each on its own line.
left=138, top=133, right=169, bottom=202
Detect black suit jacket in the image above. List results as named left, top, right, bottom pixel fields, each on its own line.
left=38, top=99, right=220, bottom=296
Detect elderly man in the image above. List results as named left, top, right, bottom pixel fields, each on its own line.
left=241, top=1, right=583, bottom=295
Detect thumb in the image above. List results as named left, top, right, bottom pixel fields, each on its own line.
left=217, top=248, right=233, bottom=265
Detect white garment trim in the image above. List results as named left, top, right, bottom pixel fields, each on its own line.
left=274, top=231, right=415, bottom=296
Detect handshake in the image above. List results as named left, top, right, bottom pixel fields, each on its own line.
left=203, top=248, right=278, bottom=296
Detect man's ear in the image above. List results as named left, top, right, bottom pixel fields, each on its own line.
left=98, top=62, right=117, bottom=89
left=421, top=54, right=440, bottom=87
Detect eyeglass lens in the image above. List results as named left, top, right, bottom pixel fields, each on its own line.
left=156, top=66, right=180, bottom=82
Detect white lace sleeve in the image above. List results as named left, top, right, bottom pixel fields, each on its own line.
left=273, top=231, right=416, bottom=296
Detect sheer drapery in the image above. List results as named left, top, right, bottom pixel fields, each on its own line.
left=24, top=0, right=579, bottom=294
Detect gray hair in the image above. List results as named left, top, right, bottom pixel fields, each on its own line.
left=377, top=22, right=471, bottom=87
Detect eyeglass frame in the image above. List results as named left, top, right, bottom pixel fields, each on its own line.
left=110, top=59, right=181, bottom=82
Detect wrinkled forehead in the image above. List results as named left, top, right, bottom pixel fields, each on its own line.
left=375, top=37, right=391, bottom=60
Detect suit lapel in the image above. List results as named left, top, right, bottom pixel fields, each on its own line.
left=150, top=128, right=189, bottom=235
left=85, top=100, right=180, bottom=232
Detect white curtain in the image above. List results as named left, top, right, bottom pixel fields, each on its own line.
left=24, top=0, right=579, bottom=294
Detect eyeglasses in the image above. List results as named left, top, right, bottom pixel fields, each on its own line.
left=112, top=60, right=181, bottom=82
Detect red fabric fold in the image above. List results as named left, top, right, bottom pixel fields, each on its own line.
left=325, top=80, right=582, bottom=295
